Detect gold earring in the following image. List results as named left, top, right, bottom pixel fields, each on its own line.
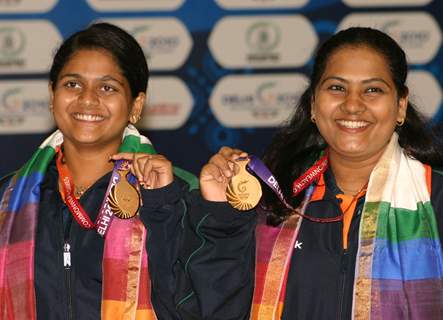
left=129, top=114, right=140, bottom=124
left=397, top=119, right=404, bottom=126
left=311, top=115, right=316, bottom=124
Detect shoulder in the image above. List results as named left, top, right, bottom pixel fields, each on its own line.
left=430, top=167, right=443, bottom=219
left=431, top=167, right=443, bottom=190
left=173, top=166, right=199, bottom=191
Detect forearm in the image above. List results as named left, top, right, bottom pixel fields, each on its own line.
left=176, top=192, right=256, bottom=320
left=139, top=178, right=188, bottom=319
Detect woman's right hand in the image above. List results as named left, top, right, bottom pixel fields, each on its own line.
left=200, top=147, right=248, bottom=202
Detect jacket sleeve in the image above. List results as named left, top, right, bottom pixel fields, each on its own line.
left=175, top=190, right=256, bottom=320
left=138, top=177, right=189, bottom=320
left=430, top=168, right=443, bottom=249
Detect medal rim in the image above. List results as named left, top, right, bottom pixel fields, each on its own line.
left=226, top=158, right=262, bottom=211
left=109, top=170, right=140, bottom=219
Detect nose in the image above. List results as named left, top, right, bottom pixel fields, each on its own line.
left=78, top=86, right=99, bottom=107
left=341, top=91, right=365, bottom=114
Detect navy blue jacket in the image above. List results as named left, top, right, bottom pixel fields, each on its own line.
left=0, top=161, right=198, bottom=320
left=182, top=168, right=443, bottom=320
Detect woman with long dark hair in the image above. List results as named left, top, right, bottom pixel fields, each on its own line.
left=198, top=27, right=443, bottom=319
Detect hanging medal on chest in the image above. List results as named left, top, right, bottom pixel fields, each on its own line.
left=108, top=161, right=141, bottom=219
left=226, top=157, right=262, bottom=211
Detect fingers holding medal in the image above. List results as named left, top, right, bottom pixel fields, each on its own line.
left=111, top=153, right=174, bottom=189
left=200, top=147, right=246, bottom=202
left=200, top=147, right=262, bottom=211
left=108, top=153, right=174, bottom=220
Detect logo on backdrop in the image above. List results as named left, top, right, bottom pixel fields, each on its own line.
left=0, top=27, right=25, bottom=67
left=215, top=0, right=308, bottom=9
left=246, top=21, right=281, bottom=62
left=138, top=76, right=193, bottom=130
left=0, top=80, right=53, bottom=134
left=209, top=15, right=317, bottom=69
left=343, top=0, right=432, bottom=7
left=407, top=70, right=442, bottom=119
left=0, top=20, right=61, bottom=74
left=106, top=18, right=192, bottom=71
left=86, top=0, right=184, bottom=11
left=338, top=12, right=441, bottom=64
left=0, top=0, right=57, bottom=13
left=210, top=74, right=308, bottom=127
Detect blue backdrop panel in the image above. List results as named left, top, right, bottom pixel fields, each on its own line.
left=0, top=0, right=442, bottom=177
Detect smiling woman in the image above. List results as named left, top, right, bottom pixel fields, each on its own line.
left=0, top=22, right=202, bottom=320
left=195, top=27, right=443, bottom=320
left=50, top=49, right=144, bottom=163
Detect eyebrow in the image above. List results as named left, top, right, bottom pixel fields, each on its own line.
left=320, top=76, right=392, bottom=89
left=58, top=73, right=125, bottom=86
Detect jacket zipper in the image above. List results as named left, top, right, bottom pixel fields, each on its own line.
left=64, top=241, right=73, bottom=320
left=61, top=205, right=74, bottom=320
left=337, top=249, right=348, bottom=320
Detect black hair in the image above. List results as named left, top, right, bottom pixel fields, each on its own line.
left=262, top=27, right=443, bottom=225
left=49, top=22, right=148, bottom=98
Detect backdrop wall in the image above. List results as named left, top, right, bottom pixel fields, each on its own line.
left=0, top=0, right=442, bottom=177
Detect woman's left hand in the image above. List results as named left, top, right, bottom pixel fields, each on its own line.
left=111, top=153, right=173, bottom=189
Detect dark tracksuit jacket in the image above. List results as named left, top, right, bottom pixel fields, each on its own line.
left=181, top=168, right=443, bottom=320
left=0, top=160, right=207, bottom=320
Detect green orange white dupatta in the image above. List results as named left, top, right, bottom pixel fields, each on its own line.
left=251, top=133, right=443, bottom=319
left=0, top=125, right=197, bottom=320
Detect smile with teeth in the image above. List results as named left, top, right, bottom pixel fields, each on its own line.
left=73, top=113, right=104, bottom=122
left=336, top=120, right=369, bottom=129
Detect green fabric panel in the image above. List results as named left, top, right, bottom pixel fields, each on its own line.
left=369, top=201, right=440, bottom=242
left=173, top=166, right=199, bottom=191
left=119, top=135, right=198, bottom=190
left=118, top=135, right=156, bottom=154
left=17, top=146, right=56, bottom=177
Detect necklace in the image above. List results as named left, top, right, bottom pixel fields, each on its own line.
left=74, top=185, right=89, bottom=199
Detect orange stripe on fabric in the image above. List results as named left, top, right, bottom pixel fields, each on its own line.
left=102, top=301, right=156, bottom=320
left=425, top=164, right=432, bottom=193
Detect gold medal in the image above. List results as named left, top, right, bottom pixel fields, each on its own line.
left=109, top=170, right=140, bottom=219
left=226, top=158, right=262, bottom=211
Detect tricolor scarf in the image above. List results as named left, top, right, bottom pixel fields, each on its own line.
left=0, top=125, right=197, bottom=320
left=251, top=133, right=443, bottom=319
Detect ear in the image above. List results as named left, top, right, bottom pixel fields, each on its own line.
left=310, top=96, right=316, bottom=118
left=397, top=92, right=408, bottom=124
left=129, top=92, right=146, bottom=123
left=48, top=82, right=54, bottom=112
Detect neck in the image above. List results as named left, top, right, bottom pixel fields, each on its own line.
left=329, top=151, right=380, bottom=195
left=62, top=141, right=117, bottom=189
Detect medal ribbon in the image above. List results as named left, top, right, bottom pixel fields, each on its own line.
left=247, top=153, right=344, bottom=223
left=56, top=150, right=136, bottom=236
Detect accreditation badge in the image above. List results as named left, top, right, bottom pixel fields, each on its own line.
left=226, top=158, right=262, bottom=211
left=109, top=163, right=140, bottom=219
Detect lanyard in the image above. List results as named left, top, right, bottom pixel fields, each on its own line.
left=56, top=150, right=95, bottom=229
left=56, top=149, right=135, bottom=236
left=247, top=152, right=346, bottom=223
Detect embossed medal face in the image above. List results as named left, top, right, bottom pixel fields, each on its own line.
left=226, top=158, right=262, bottom=211
left=109, top=170, right=140, bottom=219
